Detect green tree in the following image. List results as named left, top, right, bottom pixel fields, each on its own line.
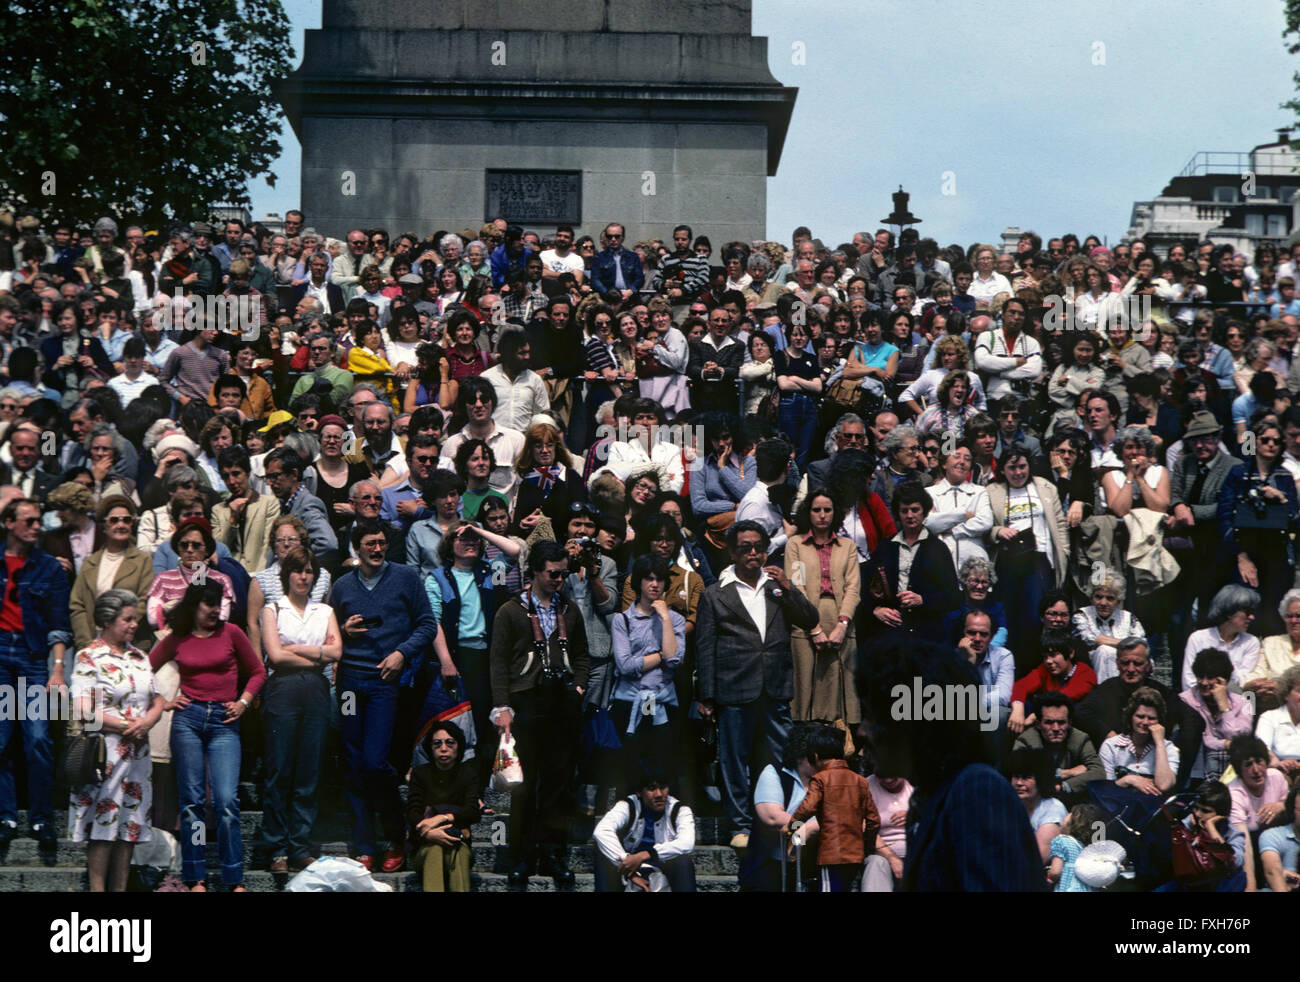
left=0, top=0, right=291, bottom=229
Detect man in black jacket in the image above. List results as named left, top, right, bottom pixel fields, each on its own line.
left=861, top=484, right=962, bottom=643
left=696, top=521, right=819, bottom=849
left=1166, top=410, right=1242, bottom=683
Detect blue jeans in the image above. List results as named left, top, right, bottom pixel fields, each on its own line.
left=338, top=671, right=403, bottom=855
left=717, top=693, right=792, bottom=838
left=172, top=700, right=243, bottom=885
left=262, top=669, right=331, bottom=861
left=0, top=633, right=53, bottom=828
left=994, top=553, right=1052, bottom=658
left=778, top=393, right=818, bottom=473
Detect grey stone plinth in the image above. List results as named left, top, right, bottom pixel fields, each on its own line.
left=278, top=0, right=796, bottom=245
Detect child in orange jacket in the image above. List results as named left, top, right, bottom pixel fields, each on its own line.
left=785, top=725, right=880, bottom=892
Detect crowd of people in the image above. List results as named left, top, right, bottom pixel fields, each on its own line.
left=0, top=208, right=1298, bottom=892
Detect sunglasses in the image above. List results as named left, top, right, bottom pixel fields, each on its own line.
left=541, top=569, right=566, bottom=580
left=429, top=738, right=457, bottom=748
left=734, top=542, right=765, bottom=554
left=105, top=516, right=133, bottom=526
left=178, top=540, right=207, bottom=551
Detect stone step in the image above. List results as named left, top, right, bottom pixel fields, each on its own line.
left=0, top=866, right=739, bottom=893
left=2, top=839, right=741, bottom=874
left=15, top=811, right=734, bottom=846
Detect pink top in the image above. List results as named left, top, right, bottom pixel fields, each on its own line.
left=148, top=623, right=266, bottom=703
left=146, top=566, right=234, bottom=631
left=1228, top=770, right=1289, bottom=831
left=867, top=774, right=913, bottom=857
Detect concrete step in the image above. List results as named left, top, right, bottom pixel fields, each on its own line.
left=15, top=811, right=734, bottom=846
left=0, top=866, right=739, bottom=892
left=2, top=839, right=741, bottom=875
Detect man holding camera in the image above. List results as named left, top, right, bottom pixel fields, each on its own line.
left=559, top=504, right=619, bottom=708
left=491, top=541, right=590, bottom=888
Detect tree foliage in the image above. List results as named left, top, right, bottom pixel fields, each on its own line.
left=0, top=0, right=291, bottom=229
left=1284, top=0, right=1300, bottom=135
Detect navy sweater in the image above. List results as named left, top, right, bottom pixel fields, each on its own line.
left=330, top=562, right=437, bottom=685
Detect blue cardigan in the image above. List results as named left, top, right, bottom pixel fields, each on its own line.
left=330, top=562, right=437, bottom=686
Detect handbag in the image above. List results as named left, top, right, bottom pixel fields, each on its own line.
left=1166, top=810, right=1236, bottom=885
left=1001, top=487, right=1040, bottom=574
left=59, top=731, right=106, bottom=788
left=703, top=509, right=736, bottom=551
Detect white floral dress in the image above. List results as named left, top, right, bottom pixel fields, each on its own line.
left=68, top=641, right=157, bottom=843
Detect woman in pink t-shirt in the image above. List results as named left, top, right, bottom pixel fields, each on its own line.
left=149, top=579, right=265, bottom=892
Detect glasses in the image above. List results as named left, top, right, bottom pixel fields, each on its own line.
left=12, top=516, right=39, bottom=527
left=274, top=536, right=302, bottom=546
left=429, top=738, right=457, bottom=748
left=105, top=516, right=133, bottom=526
left=468, top=393, right=490, bottom=405
left=178, top=540, right=207, bottom=551
left=734, top=542, right=764, bottom=554
left=1259, top=436, right=1282, bottom=445
left=541, top=569, right=566, bottom=580
left=354, top=494, right=381, bottom=502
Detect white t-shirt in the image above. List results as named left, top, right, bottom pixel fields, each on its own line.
left=1003, top=483, right=1054, bottom=568
left=539, top=249, right=584, bottom=277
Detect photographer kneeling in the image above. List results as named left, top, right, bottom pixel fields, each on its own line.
left=593, top=767, right=696, bottom=892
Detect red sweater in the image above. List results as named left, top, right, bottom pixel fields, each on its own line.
left=149, top=624, right=266, bottom=703
left=1011, top=662, right=1097, bottom=707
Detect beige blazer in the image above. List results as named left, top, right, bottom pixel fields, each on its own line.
left=784, top=534, right=862, bottom=635
left=69, top=546, right=156, bottom=652
left=985, top=477, right=1069, bottom=588
left=211, top=492, right=282, bottom=574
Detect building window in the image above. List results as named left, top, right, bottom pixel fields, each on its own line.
left=1245, top=214, right=1263, bottom=235
left=1268, top=214, right=1288, bottom=238
left=1281, top=187, right=1298, bottom=204
left=1213, top=186, right=1238, bottom=204
left=1256, top=185, right=1272, bottom=200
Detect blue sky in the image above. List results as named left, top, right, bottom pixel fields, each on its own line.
left=251, top=0, right=1300, bottom=246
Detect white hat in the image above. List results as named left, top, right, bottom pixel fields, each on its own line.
left=153, top=433, right=200, bottom=463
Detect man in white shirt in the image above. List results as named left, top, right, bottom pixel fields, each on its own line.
left=538, top=224, right=584, bottom=285
left=734, top=438, right=796, bottom=556
left=590, top=399, right=685, bottom=495
left=438, top=376, right=525, bottom=493
left=973, top=298, right=1042, bottom=401
left=480, top=329, right=550, bottom=434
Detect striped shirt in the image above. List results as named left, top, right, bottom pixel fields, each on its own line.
left=162, top=341, right=229, bottom=403
left=584, top=336, right=618, bottom=373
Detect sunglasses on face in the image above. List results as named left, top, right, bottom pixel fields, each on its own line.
left=541, top=569, right=566, bottom=580
left=429, top=738, right=457, bottom=748
left=734, top=542, right=764, bottom=554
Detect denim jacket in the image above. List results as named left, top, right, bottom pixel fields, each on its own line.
left=0, top=547, right=73, bottom=657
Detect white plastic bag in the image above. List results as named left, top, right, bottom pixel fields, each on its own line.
left=131, top=828, right=181, bottom=872
left=285, top=856, right=395, bottom=892
left=491, top=734, right=524, bottom=792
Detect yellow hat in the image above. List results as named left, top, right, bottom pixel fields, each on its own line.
left=258, top=410, right=294, bottom=432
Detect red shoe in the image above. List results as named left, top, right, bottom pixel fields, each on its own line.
left=381, top=846, right=405, bottom=873
left=355, top=855, right=373, bottom=871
